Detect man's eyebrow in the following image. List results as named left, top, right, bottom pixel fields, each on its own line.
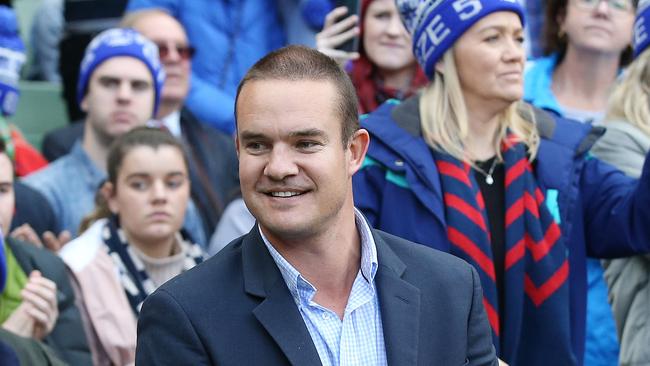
left=98, top=76, right=120, bottom=83
left=239, top=128, right=329, bottom=141
left=238, top=131, right=268, bottom=141
left=289, top=128, right=328, bottom=140
left=97, top=75, right=151, bottom=84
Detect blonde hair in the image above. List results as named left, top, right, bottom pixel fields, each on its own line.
left=605, top=49, right=650, bottom=135
left=419, top=50, right=540, bottom=163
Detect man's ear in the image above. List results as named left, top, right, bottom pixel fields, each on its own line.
left=347, top=128, right=370, bottom=176
left=80, top=95, right=89, bottom=112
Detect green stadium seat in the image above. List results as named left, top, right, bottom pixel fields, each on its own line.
left=12, top=81, right=68, bottom=151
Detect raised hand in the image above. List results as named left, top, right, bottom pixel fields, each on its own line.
left=315, top=6, right=361, bottom=65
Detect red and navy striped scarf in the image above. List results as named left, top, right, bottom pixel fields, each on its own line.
left=433, top=136, right=575, bottom=365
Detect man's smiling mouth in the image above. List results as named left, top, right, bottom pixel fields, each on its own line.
left=269, top=191, right=304, bottom=198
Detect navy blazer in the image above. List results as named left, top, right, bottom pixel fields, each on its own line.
left=136, top=226, right=497, bottom=366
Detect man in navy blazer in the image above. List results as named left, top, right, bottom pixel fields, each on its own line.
left=136, top=45, right=497, bottom=366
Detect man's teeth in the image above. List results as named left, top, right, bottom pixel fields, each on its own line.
left=270, top=191, right=301, bottom=197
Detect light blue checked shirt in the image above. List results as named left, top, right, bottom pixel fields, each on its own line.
left=261, top=209, right=387, bottom=366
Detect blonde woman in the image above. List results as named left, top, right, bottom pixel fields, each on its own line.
left=591, top=2, right=650, bottom=365
left=352, top=0, right=650, bottom=365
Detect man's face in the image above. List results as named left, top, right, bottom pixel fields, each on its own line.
left=81, top=56, right=154, bottom=144
left=236, top=79, right=368, bottom=244
left=0, top=153, right=14, bottom=235
left=132, top=13, right=191, bottom=109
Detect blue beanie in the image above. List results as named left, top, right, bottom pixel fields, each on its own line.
left=77, top=28, right=165, bottom=117
left=0, top=6, right=26, bottom=117
left=634, top=0, right=650, bottom=58
left=397, top=0, right=525, bottom=79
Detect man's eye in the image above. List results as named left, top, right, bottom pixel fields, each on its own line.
left=246, top=142, right=268, bottom=153
left=132, top=81, right=151, bottom=92
left=100, top=79, right=120, bottom=88
left=296, top=140, right=322, bottom=151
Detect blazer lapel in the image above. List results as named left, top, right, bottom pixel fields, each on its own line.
left=373, top=231, right=421, bottom=366
left=242, top=226, right=322, bottom=366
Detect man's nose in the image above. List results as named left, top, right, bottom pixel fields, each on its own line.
left=116, top=82, right=133, bottom=101
left=263, top=146, right=299, bottom=180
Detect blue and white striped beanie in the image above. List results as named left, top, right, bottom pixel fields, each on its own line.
left=0, top=6, right=26, bottom=117
left=397, top=0, right=525, bottom=79
left=77, top=28, right=165, bottom=117
left=634, top=0, right=650, bottom=58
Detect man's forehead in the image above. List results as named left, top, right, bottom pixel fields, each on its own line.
left=243, top=78, right=336, bottom=91
left=239, top=127, right=328, bottom=139
left=236, top=79, right=340, bottom=130
left=238, top=79, right=338, bottom=108
left=90, top=56, right=153, bottom=82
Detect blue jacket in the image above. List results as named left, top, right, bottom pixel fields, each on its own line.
left=523, top=54, right=563, bottom=115
left=524, top=54, right=620, bottom=365
left=127, top=0, right=285, bottom=134
left=352, top=97, right=650, bottom=366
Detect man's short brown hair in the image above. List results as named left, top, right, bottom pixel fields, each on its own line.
left=235, top=45, right=359, bottom=146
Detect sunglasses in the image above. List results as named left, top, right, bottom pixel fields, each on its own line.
left=156, top=43, right=196, bottom=60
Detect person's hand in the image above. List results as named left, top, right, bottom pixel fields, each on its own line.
left=41, top=230, right=71, bottom=252
left=20, top=271, right=59, bottom=340
left=315, top=6, right=361, bottom=65
left=498, top=358, right=509, bottom=366
left=2, top=301, right=36, bottom=338
left=10, top=223, right=44, bottom=247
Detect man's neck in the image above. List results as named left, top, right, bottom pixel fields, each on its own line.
left=81, top=121, right=110, bottom=172
left=263, top=206, right=361, bottom=319
left=156, top=100, right=183, bottom=120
